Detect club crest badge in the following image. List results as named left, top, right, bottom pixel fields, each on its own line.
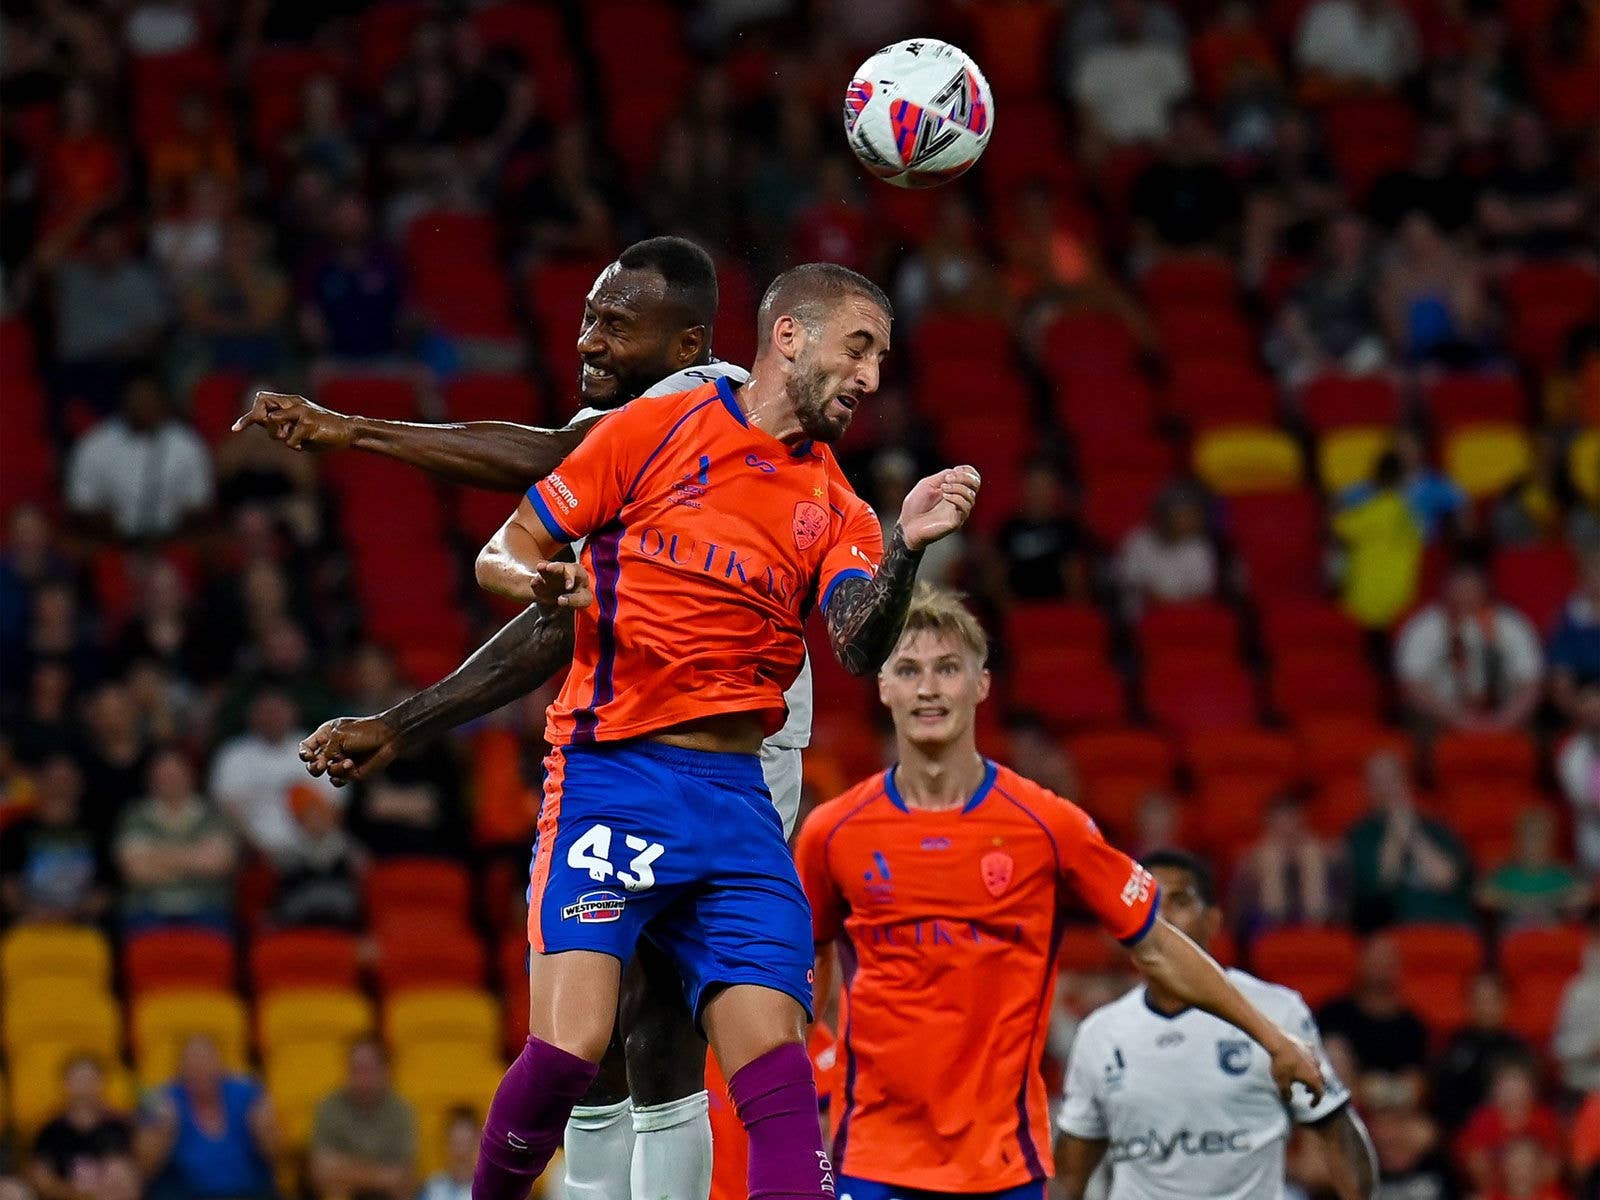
left=981, top=850, right=1013, bottom=897
left=794, top=500, right=827, bottom=550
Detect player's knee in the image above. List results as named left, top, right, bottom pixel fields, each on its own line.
left=701, top=983, right=808, bottom=1079
left=578, top=1029, right=632, bottom=1107
left=624, top=1010, right=708, bottom=1106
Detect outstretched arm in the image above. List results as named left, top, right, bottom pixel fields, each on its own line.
left=302, top=602, right=576, bottom=784
left=1054, top=1135, right=1108, bottom=1200
left=825, top=466, right=980, bottom=675
left=1303, top=1106, right=1378, bottom=1200
left=233, top=391, right=598, bottom=491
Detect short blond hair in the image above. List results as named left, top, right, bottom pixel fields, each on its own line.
left=893, top=584, right=989, bottom=665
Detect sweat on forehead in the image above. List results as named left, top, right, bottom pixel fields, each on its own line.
left=757, top=261, right=893, bottom=346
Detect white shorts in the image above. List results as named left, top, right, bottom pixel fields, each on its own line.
left=759, top=742, right=803, bottom=838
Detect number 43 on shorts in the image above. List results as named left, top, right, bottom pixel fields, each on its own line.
left=567, top=823, right=664, bottom=891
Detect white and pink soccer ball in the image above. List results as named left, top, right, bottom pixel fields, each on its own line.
left=843, top=38, right=995, bottom=189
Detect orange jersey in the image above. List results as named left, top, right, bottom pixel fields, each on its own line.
left=793, top=761, right=1160, bottom=1192
left=526, top=378, right=881, bottom=746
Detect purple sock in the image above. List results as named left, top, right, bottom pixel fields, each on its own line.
left=729, top=1042, right=834, bottom=1200
left=473, top=1036, right=599, bottom=1200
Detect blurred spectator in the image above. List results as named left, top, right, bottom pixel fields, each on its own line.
left=1365, top=1101, right=1458, bottom=1198
left=78, top=683, right=153, bottom=837
left=28, top=1056, right=137, bottom=1200
left=283, top=74, right=364, bottom=186
left=1265, top=212, right=1386, bottom=385
left=1131, top=789, right=1183, bottom=858
left=123, top=658, right=196, bottom=748
left=1549, top=557, right=1600, bottom=721
left=114, top=748, right=236, bottom=932
left=1377, top=211, right=1495, bottom=367
left=1433, top=974, right=1538, bottom=1133
left=210, top=688, right=341, bottom=857
left=1239, top=110, right=1341, bottom=279
left=1476, top=807, right=1590, bottom=928
left=868, top=451, right=964, bottom=586
left=138, top=1034, right=276, bottom=1200
left=418, top=1107, right=479, bottom=1200
left=1556, top=684, right=1600, bottom=876
left=13, top=663, right=81, bottom=767
left=1492, top=430, right=1581, bottom=547
left=1070, top=0, right=1192, bottom=144
left=1191, top=0, right=1282, bottom=108
left=342, top=643, right=410, bottom=715
left=891, top=193, right=1007, bottom=324
left=22, top=580, right=101, bottom=690
left=516, top=124, right=618, bottom=260
left=1317, top=933, right=1431, bottom=1100
left=1431, top=5, right=1527, bottom=149
left=173, top=216, right=292, bottom=386
left=1477, top=108, right=1587, bottom=257
left=48, top=217, right=170, bottom=417
left=39, top=81, right=125, bottom=237
left=993, top=459, right=1091, bottom=601
left=1367, top=118, right=1477, bottom=233
left=1483, top=1134, right=1570, bottom=1200
left=348, top=746, right=466, bottom=859
left=1575, top=1090, right=1600, bottom=1196
left=789, top=156, right=872, bottom=275
left=0, top=755, right=109, bottom=923
left=1230, top=793, right=1345, bottom=941
left=151, top=173, right=232, bottom=289
left=1332, top=450, right=1424, bottom=630
left=149, top=91, right=239, bottom=209
left=214, top=617, right=338, bottom=736
left=123, top=1, right=202, bottom=57
left=1339, top=428, right=1467, bottom=545
left=64, top=375, right=214, bottom=542
left=1128, top=103, right=1240, bottom=256
left=1346, top=749, right=1474, bottom=926
left=1063, top=0, right=1186, bottom=63
left=1115, top=485, right=1218, bottom=614
left=113, top=560, right=201, bottom=680
left=308, top=1037, right=418, bottom=1200
left=270, top=786, right=366, bottom=929
left=297, top=192, right=408, bottom=361
left=1294, top=0, right=1419, bottom=92
left=0, top=506, right=74, bottom=685
left=1456, top=1060, right=1565, bottom=1195
left=1001, top=713, right=1082, bottom=800
left=1554, top=933, right=1600, bottom=1094
left=1395, top=559, right=1544, bottom=735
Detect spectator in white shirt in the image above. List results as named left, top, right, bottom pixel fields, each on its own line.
left=209, top=688, right=341, bottom=856
left=1116, top=485, right=1219, bottom=615
left=1394, top=559, right=1543, bottom=735
left=1556, top=684, right=1600, bottom=876
left=417, top=1107, right=480, bottom=1200
left=1295, top=0, right=1419, bottom=91
left=65, top=376, right=214, bottom=541
left=1553, top=933, right=1600, bottom=1094
left=1072, top=0, right=1192, bottom=144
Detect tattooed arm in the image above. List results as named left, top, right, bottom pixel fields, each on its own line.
left=826, top=467, right=981, bottom=676
left=300, top=601, right=576, bottom=784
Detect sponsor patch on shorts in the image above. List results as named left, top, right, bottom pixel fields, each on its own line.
left=561, top=890, right=626, bottom=923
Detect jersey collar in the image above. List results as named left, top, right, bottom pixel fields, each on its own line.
left=714, top=375, right=816, bottom=459
left=883, top=758, right=999, bottom=814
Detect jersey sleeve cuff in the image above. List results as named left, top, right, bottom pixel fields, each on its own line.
left=821, top=568, right=871, bottom=614
left=1116, top=883, right=1161, bottom=947
left=527, top=487, right=577, bottom=543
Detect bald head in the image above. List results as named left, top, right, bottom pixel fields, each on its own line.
left=756, top=263, right=892, bottom=350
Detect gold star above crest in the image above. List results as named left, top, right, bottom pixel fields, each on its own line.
left=813, top=486, right=826, bottom=499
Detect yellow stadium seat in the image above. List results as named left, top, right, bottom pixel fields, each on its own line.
left=133, top=989, right=248, bottom=1086
left=258, top=988, right=374, bottom=1059
left=1570, top=428, right=1600, bottom=502
left=1, top=924, right=112, bottom=993
left=8, top=1050, right=135, bottom=1139
left=1317, top=427, right=1391, bottom=492
left=385, top=989, right=500, bottom=1054
left=1444, top=423, right=1533, bottom=498
left=398, top=1056, right=506, bottom=1174
left=265, top=1045, right=347, bottom=1150
left=2, top=986, right=121, bottom=1062
left=1193, top=427, right=1303, bottom=494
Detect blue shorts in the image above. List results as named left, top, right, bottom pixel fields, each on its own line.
left=528, top=740, right=814, bottom=1024
left=836, top=1177, right=1045, bottom=1200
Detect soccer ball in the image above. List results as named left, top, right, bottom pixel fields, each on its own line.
left=843, top=39, right=994, bottom=189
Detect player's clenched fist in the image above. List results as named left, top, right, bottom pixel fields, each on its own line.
left=1269, top=1035, right=1327, bottom=1105
left=898, top=465, right=981, bottom=550
left=528, top=559, right=593, bottom=609
left=232, top=391, right=356, bottom=451
left=300, top=714, right=403, bottom=786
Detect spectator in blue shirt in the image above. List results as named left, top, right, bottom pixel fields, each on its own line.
left=138, top=1034, right=278, bottom=1200
left=1551, top=554, right=1600, bottom=721
left=1338, top=428, right=1467, bottom=543
left=297, top=193, right=407, bottom=361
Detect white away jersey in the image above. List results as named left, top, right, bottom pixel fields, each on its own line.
left=1058, top=969, right=1350, bottom=1200
left=567, top=361, right=812, bottom=752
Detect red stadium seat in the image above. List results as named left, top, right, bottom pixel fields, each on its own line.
left=912, top=313, right=1013, bottom=370
left=317, top=376, right=420, bottom=422
left=1165, top=360, right=1278, bottom=430
left=251, top=930, right=363, bottom=994
left=1183, top=730, right=1301, bottom=791
left=1500, top=925, right=1587, bottom=982
left=1225, top=490, right=1326, bottom=599
left=1078, top=773, right=1172, bottom=841
left=1041, top=311, right=1142, bottom=378
left=1422, top=373, right=1527, bottom=433
left=962, top=2, right=1060, bottom=100
left=1505, top=974, right=1568, bottom=1045
left=1492, top=545, right=1578, bottom=633
left=1067, top=729, right=1178, bottom=786
left=1321, top=98, right=1417, bottom=201
left=413, top=261, right=520, bottom=342
left=1155, top=308, right=1257, bottom=365
left=1389, top=923, right=1485, bottom=980
left=1298, top=373, right=1403, bottom=433
left=1004, top=603, right=1111, bottom=659
left=188, top=372, right=250, bottom=444
left=915, top=360, right=1032, bottom=424
left=526, top=258, right=610, bottom=358
left=443, top=374, right=545, bottom=426
left=1533, top=53, right=1600, bottom=136
left=373, top=923, right=487, bottom=993
left=1057, top=926, right=1122, bottom=974
left=124, top=929, right=237, bottom=995
left=1400, top=972, right=1469, bottom=1043
left=1250, top=926, right=1359, bottom=1008
left=1433, top=732, right=1539, bottom=787
left=1054, top=372, right=1161, bottom=443
left=1140, top=255, right=1238, bottom=312
left=1295, top=717, right=1410, bottom=780
left=1009, top=649, right=1128, bottom=731
left=1137, top=601, right=1242, bottom=659
left=365, top=859, right=473, bottom=925
left=713, top=259, right=759, bottom=372
left=1306, top=776, right=1372, bottom=839
left=1435, top=785, right=1548, bottom=869
left=249, top=48, right=349, bottom=161
left=1192, top=777, right=1289, bottom=853
left=1270, top=648, right=1384, bottom=721
left=356, top=1, right=434, bottom=95
left=1503, top=261, right=1600, bottom=371
left=1143, top=657, right=1260, bottom=733
left=454, top=487, right=519, bottom=543
left=473, top=1, right=580, bottom=121
left=977, top=100, right=1079, bottom=207
left=1258, top=598, right=1366, bottom=658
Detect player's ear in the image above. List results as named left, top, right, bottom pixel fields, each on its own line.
left=975, top=667, right=991, bottom=704
left=877, top=666, right=892, bottom=707
left=772, top=314, right=805, bottom=363
left=675, top=324, right=707, bottom=367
